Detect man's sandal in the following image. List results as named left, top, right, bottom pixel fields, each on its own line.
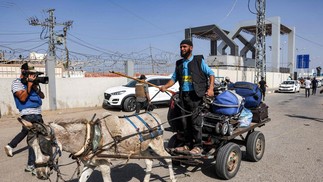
left=175, top=145, right=190, bottom=154
left=189, top=147, right=203, bottom=156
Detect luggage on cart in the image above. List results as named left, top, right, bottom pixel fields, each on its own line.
left=238, top=108, right=253, bottom=127
left=231, top=82, right=262, bottom=109
left=212, top=90, right=244, bottom=116
left=250, top=102, right=269, bottom=123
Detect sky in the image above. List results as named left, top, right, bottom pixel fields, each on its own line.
left=0, top=0, right=322, bottom=73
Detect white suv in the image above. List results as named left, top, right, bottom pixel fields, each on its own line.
left=103, top=75, right=179, bottom=112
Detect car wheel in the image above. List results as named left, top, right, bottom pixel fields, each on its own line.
left=123, top=96, right=136, bottom=112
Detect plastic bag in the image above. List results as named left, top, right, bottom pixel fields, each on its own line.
left=238, top=108, right=253, bottom=127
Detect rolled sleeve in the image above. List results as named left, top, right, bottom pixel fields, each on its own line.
left=201, top=59, right=214, bottom=76
left=171, top=71, right=177, bottom=82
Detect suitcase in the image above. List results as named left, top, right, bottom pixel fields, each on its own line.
left=250, top=102, right=268, bottom=123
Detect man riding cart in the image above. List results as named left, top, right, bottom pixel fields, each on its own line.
left=165, top=78, right=270, bottom=180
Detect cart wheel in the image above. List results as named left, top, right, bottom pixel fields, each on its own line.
left=215, top=142, right=242, bottom=180
left=215, top=122, right=221, bottom=134
left=246, top=131, right=265, bottom=162
left=167, top=134, right=182, bottom=166
left=221, top=122, right=228, bottom=136
left=227, top=124, right=233, bottom=136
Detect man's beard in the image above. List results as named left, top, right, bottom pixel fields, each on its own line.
left=181, top=50, right=191, bottom=59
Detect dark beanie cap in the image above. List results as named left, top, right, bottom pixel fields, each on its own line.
left=180, top=39, right=193, bottom=46
left=139, top=74, right=147, bottom=80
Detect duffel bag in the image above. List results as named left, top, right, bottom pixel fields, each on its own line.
left=232, top=81, right=262, bottom=108
left=250, top=102, right=269, bottom=123
left=212, top=90, right=244, bottom=116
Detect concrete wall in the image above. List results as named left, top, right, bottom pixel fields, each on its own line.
left=0, top=77, right=127, bottom=117
left=212, top=68, right=290, bottom=88
left=0, top=70, right=289, bottom=117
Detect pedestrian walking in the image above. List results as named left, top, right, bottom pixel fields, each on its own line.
left=311, top=77, right=318, bottom=95
left=304, top=77, right=311, bottom=98
left=258, top=76, right=268, bottom=101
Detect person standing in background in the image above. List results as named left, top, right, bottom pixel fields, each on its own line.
left=311, top=77, right=318, bottom=95
left=304, top=77, right=311, bottom=98
left=135, top=74, right=151, bottom=113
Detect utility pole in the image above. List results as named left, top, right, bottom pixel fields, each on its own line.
left=63, top=27, right=70, bottom=77
left=149, top=45, right=155, bottom=74
left=254, top=0, right=266, bottom=83
left=28, top=9, right=73, bottom=110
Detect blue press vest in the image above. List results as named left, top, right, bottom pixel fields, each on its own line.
left=14, top=84, right=42, bottom=111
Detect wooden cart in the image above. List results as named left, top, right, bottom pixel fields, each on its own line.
left=167, top=107, right=270, bottom=180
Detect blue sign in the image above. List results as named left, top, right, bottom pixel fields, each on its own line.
left=296, top=54, right=310, bottom=69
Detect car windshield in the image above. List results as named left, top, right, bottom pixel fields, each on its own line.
left=124, top=80, right=138, bottom=87
left=282, top=81, right=295, bottom=84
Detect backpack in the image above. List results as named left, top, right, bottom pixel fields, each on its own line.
left=212, top=90, right=244, bottom=116
left=231, top=82, right=262, bottom=108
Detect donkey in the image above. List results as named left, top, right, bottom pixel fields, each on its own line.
left=21, top=112, right=177, bottom=182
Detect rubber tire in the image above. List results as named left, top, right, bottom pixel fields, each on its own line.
left=215, top=142, right=242, bottom=180
left=221, top=122, right=228, bottom=136
left=167, top=134, right=182, bottom=166
left=167, top=96, right=182, bottom=132
left=123, top=96, right=136, bottom=112
left=246, top=131, right=265, bottom=162
left=215, top=122, right=221, bottom=134
left=167, top=134, right=180, bottom=149
left=227, top=124, right=233, bottom=136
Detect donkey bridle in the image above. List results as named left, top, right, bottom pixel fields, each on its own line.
left=31, top=123, right=62, bottom=174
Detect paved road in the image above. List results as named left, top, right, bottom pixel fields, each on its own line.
left=0, top=89, right=322, bottom=182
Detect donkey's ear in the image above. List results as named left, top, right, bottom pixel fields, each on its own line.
left=17, top=118, right=33, bottom=129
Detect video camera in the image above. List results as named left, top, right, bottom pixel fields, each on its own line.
left=22, top=71, right=49, bottom=84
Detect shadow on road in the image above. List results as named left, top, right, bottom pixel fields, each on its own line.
left=66, top=163, right=172, bottom=182
left=285, top=114, right=323, bottom=123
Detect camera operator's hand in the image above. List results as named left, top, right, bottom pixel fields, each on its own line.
left=24, top=74, right=35, bottom=95
left=32, top=84, right=45, bottom=99
left=27, top=74, right=36, bottom=82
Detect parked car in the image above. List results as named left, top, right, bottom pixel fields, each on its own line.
left=103, top=75, right=179, bottom=112
left=317, top=80, right=322, bottom=88
left=278, top=80, right=300, bottom=93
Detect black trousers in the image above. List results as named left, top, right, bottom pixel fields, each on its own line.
left=179, top=91, right=203, bottom=148
left=312, top=87, right=317, bottom=95
left=261, top=90, right=266, bottom=101
left=8, top=114, right=43, bottom=166
left=305, top=88, right=310, bottom=97
left=135, top=100, right=148, bottom=113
